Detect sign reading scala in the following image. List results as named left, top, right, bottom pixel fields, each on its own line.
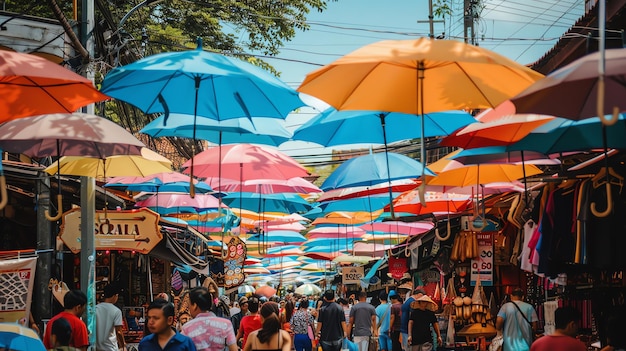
left=59, top=208, right=162, bottom=254
left=342, top=266, right=364, bottom=285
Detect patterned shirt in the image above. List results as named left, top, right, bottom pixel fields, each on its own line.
left=182, top=312, right=237, bottom=351
left=290, top=309, right=314, bottom=335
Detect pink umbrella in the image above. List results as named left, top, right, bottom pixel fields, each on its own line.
left=182, top=144, right=309, bottom=180
left=359, top=221, right=434, bottom=236
left=307, top=226, right=366, bottom=239
left=107, top=171, right=192, bottom=185
left=135, top=192, right=227, bottom=212
left=255, top=285, right=277, bottom=298
left=352, top=242, right=394, bottom=257
left=208, top=176, right=321, bottom=194
left=317, top=179, right=419, bottom=202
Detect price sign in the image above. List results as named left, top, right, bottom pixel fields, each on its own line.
left=471, top=232, right=493, bottom=286
left=342, top=266, right=364, bottom=285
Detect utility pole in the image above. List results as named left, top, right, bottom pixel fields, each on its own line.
left=80, top=0, right=96, bottom=348
left=418, top=0, right=444, bottom=39
left=464, top=0, right=479, bottom=45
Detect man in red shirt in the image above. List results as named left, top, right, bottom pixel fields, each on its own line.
left=530, top=306, right=586, bottom=351
left=43, top=289, right=89, bottom=351
left=237, top=296, right=262, bottom=349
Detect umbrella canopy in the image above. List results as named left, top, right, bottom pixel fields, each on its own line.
left=298, top=38, right=543, bottom=115
left=209, top=177, right=321, bottom=194
left=359, top=221, right=434, bottom=236
left=0, top=323, right=46, bottom=351
left=426, top=163, right=543, bottom=187
left=238, top=284, right=256, bottom=294
left=222, top=192, right=312, bottom=214
left=439, top=114, right=554, bottom=149
left=140, top=114, right=292, bottom=147
left=44, top=155, right=173, bottom=178
left=101, top=42, right=304, bottom=121
left=247, top=231, right=307, bottom=244
left=255, top=285, right=277, bottom=298
left=332, top=254, right=377, bottom=264
left=510, top=48, right=626, bottom=121
left=317, top=179, right=419, bottom=202
left=182, top=143, right=309, bottom=180
left=295, top=283, right=322, bottom=296
left=108, top=180, right=214, bottom=194
left=321, top=152, right=434, bottom=191
left=106, top=171, right=190, bottom=187
left=293, top=109, right=475, bottom=146
left=0, top=113, right=145, bottom=158
left=315, top=196, right=392, bottom=213
left=135, top=192, right=226, bottom=212
left=385, top=190, right=473, bottom=215
left=307, top=226, right=366, bottom=239
left=508, top=115, right=626, bottom=154
left=0, top=51, right=108, bottom=122
left=450, top=147, right=559, bottom=166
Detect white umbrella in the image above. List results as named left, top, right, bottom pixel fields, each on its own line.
left=295, top=283, right=322, bottom=296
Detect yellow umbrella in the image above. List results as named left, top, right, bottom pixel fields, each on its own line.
left=311, top=210, right=383, bottom=225
left=426, top=164, right=543, bottom=187
left=44, top=154, right=173, bottom=179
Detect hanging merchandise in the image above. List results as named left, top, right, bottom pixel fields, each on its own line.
left=224, top=236, right=246, bottom=288
left=388, top=256, right=408, bottom=280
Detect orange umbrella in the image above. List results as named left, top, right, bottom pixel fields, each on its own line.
left=0, top=51, right=108, bottom=122
left=426, top=164, right=543, bottom=187
left=386, top=189, right=473, bottom=215
left=439, top=115, right=554, bottom=149
left=255, top=285, right=277, bottom=298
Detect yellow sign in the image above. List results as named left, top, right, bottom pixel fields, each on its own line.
left=59, top=208, right=162, bottom=254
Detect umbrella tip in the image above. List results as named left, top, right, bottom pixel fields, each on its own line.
left=196, top=37, right=203, bottom=50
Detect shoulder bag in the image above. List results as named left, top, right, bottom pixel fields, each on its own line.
left=510, top=302, right=536, bottom=342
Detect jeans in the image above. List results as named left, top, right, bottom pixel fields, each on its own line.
left=378, top=332, right=392, bottom=351
left=401, top=333, right=409, bottom=351
left=295, top=334, right=313, bottom=351
left=353, top=336, right=369, bottom=351
left=320, top=339, right=343, bottom=351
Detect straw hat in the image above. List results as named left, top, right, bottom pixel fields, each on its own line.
left=416, top=295, right=438, bottom=311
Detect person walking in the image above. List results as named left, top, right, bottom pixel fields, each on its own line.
left=530, top=306, right=585, bottom=351
left=237, top=296, right=263, bottom=349
left=495, top=288, right=538, bottom=351
left=348, top=292, right=377, bottom=351
left=43, top=290, right=89, bottom=351
left=407, top=296, right=441, bottom=351
left=231, top=296, right=249, bottom=335
left=96, top=284, right=126, bottom=351
left=400, top=288, right=424, bottom=351
left=47, top=317, right=78, bottom=351
left=375, top=292, right=392, bottom=351
left=315, top=290, right=348, bottom=351
left=243, top=301, right=292, bottom=351
left=388, top=293, right=402, bottom=351
left=290, top=299, right=316, bottom=351
left=139, top=298, right=197, bottom=351
left=181, top=287, right=238, bottom=351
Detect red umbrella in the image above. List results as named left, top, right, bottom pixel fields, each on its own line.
left=385, top=189, right=473, bottom=215
left=182, top=144, right=309, bottom=180
left=255, top=285, right=277, bottom=298
left=0, top=50, right=108, bottom=122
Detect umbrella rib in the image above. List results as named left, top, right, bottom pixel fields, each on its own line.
left=453, top=62, right=499, bottom=109
left=22, top=77, right=74, bottom=113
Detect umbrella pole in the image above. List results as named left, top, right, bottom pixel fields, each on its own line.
left=521, top=150, right=528, bottom=206
left=45, top=142, right=63, bottom=221
left=378, top=113, right=395, bottom=218
left=417, top=61, right=427, bottom=207
left=189, top=76, right=202, bottom=199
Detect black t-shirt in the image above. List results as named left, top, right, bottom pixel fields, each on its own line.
left=318, top=301, right=344, bottom=341
left=408, top=309, right=436, bottom=344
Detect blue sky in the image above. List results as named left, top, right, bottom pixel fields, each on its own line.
left=258, top=0, right=586, bottom=159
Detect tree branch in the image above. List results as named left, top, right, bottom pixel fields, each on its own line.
left=47, top=0, right=90, bottom=61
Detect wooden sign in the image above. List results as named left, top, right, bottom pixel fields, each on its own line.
left=59, top=208, right=162, bottom=254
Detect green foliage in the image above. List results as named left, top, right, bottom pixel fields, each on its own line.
left=2, top=1, right=73, bottom=19
left=433, top=0, right=452, bottom=19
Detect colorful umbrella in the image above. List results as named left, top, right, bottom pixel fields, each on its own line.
left=0, top=50, right=108, bottom=122
left=384, top=190, right=473, bottom=215
left=306, top=226, right=366, bottom=239
left=140, top=114, right=292, bottom=147
left=247, top=231, right=307, bottom=244
left=321, top=152, right=434, bottom=191
left=221, top=192, right=312, bottom=214
left=293, top=109, right=475, bottom=147
left=0, top=323, right=46, bottom=351
left=359, top=221, right=434, bottom=236
left=450, top=147, right=559, bottom=166
left=439, top=114, right=554, bottom=149
left=44, top=155, right=172, bottom=179
left=0, top=113, right=144, bottom=158
left=238, top=284, right=256, bottom=294
left=317, top=179, right=419, bottom=202
left=426, top=164, right=543, bottom=187
left=510, top=48, right=626, bottom=122
left=182, top=143, right=309, bottom=180
left=108, top=180, right=214, bottom=194
left=135, top=192, right=227, bottom=213
left=254, top=285, right=277, bottom=298
left=208, top=177, right=321, bottom=194
left=295, top=283, right=322, bottom=296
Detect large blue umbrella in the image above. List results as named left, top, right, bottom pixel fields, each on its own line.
left=0, top=323, right=45, bottom=351
left=101, top=39, right=305, bottom=193
left=321, top=152, right=434, bottom=191
left=450, top=146, right=559, bottom=165
left=140, top=114, right=292, bottom=147
left=293, top=109, right=475, bottom=146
